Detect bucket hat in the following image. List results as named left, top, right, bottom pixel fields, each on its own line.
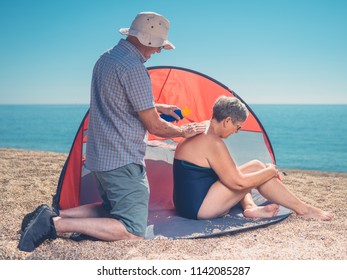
left=119, top=12, right=175, bottom=50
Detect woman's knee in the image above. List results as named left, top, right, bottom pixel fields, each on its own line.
left=245, top=159, right=266, bottom=171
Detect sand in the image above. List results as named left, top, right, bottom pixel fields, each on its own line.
left=0, top=148, right=346, bottom=260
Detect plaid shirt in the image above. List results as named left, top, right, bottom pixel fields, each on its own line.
left=86, top=39, right=155, bottom=171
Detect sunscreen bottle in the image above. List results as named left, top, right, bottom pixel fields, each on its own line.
left=160, top=107, right=191, bottom=122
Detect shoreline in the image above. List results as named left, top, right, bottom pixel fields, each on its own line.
left=2, top=147, right=347, bottom=174
left=0, top=148, right=346, bottom=260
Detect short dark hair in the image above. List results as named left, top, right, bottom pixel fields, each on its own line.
left=212, top=96, right=248, bottom=123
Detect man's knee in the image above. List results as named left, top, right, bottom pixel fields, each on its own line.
left=113, top=226, right=144, bottom=240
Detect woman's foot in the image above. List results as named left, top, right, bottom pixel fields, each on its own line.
left=297, top=206, right=333, bottom=221
left=243, top=204, right=279, bottom=218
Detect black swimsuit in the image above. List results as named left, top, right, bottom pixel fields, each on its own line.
left=173, top=159, right=219, bottom=219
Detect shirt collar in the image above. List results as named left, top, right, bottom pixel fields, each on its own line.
left=118, top=39, right=146, bottom=63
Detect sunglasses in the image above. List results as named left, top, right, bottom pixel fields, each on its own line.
left=236, top=124, right=242, bottom=131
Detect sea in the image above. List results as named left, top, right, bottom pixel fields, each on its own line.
left=0, top=104, right=346, bottom=173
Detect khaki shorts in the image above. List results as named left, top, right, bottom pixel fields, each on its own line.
left=92, top=163, right=150, bottom=237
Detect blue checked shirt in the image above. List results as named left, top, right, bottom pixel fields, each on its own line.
left=86, top=39, right=155, bottom=171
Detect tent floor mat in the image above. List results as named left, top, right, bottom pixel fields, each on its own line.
left=145, top=190, right=292, bottom=239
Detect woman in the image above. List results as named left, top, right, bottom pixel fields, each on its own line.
left=173, top=96, right=333, bottom=221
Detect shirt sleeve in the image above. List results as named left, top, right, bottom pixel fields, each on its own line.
left=122, top=65, right=155, bottom=112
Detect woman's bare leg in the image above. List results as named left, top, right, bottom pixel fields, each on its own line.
left=240, top=192, right=279, bottom=218
left=198, top=182, right=279, bottom=219
left=239, top=161, right=279, bottom=218
left=197, top=180, right=247, bottom=219
left=240, top=160, right=333, bottom=221
left=199, top=159, right=332, bottom=220
left=198, top=160, right=279, bottom=219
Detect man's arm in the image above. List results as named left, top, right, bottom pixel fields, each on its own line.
left=138, top=107, right=206, bottom=138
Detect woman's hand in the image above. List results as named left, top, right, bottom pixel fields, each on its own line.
left=266, top=163, right=279, bottom=177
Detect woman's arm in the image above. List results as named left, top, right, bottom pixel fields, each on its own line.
left=207, top=138, right=277, bottom=191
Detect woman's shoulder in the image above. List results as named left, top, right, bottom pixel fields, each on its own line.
left=190, top=131, right=220, bottom=143
left=200, top=131, right=224, bottom=144
left=185, top=133, right=224, bottom=153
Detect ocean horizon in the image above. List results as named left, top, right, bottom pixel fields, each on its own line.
left=0, top=104, right=346, bottom=173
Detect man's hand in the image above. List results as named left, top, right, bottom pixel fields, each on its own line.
left=155, top=104, right=181, bottom=121
left=181, top=122, right=207, bottom=138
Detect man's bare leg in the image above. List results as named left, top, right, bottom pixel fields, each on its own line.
left=53, top=216, right=142, bottom=241
left=55, top=203, right=142, bottom=241
left=59, top=202, right=108, bottom=219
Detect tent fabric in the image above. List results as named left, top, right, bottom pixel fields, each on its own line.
left=52, top=66, right=291, bottom=239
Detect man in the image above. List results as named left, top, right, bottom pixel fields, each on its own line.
left=18, top=12, right=206, bottom=252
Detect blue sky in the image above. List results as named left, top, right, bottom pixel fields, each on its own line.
left=0, top=0, right=346, bottom=104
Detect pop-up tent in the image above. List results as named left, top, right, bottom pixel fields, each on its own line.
left=52, top=66, right=291, bottom=239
